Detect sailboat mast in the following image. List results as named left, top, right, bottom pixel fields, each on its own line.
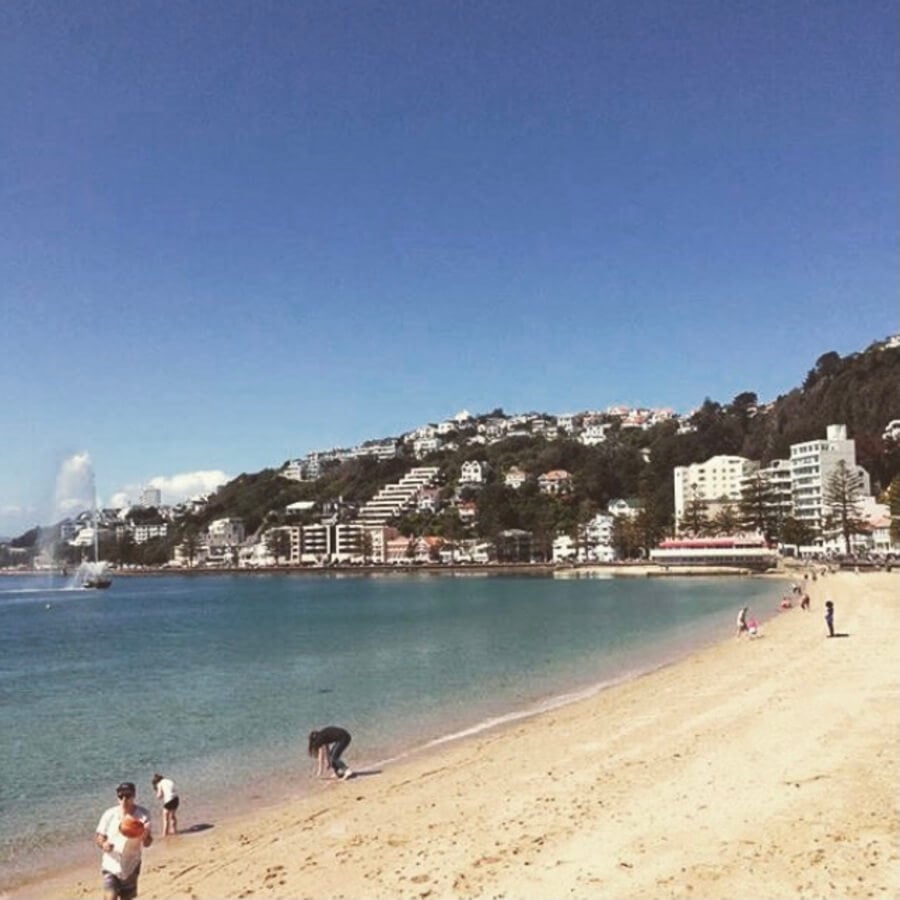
left=92, top=473, right=99, bottom=564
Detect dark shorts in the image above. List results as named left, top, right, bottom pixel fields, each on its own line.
left=163, top=796, right=180, bottom=811
left=102, top=864, right=141, bottom=900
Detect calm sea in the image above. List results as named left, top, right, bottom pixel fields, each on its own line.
left=0, top=571, right=783, bottom=888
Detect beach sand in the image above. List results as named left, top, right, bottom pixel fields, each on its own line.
left=12, top=571, right=898, bottom=900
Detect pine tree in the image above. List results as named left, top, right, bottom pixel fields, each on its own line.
left=822, top=460, right=867, bottom=555
left=886, top=474, right=900, bottom=545
left=738, top=472, right=780, bottom=539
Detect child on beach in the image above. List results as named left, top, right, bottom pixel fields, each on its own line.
left=736, top=606, right=749, bottom=637
left=309, top=726, right=354, bottom=780
left=825, top=600, right=835, bottom=637
left=151, top=773, right=179, bottom=836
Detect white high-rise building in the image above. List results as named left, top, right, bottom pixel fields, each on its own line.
left=790, top=425, right=871, bottom=533
left=674, top=455, right=758, bottom=527
left=140, top=486, right=162, bottom=507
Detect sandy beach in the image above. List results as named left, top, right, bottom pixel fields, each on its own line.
left=12, top=571, right=898, bottom=900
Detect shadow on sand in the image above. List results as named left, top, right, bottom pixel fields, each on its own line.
left=827, top=633, right=850, bottom=638
left=180, top=823, right=215, bottom=834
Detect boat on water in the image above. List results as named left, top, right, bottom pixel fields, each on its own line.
left=81, top=484, right=112, bottom=590
left=83, top=570, right=112, bottom=590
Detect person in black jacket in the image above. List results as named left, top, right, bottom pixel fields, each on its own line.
left=309, top=726, right=354, bottom=780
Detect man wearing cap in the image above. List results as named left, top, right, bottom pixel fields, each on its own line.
left=95, top=782, right=153, bottom=900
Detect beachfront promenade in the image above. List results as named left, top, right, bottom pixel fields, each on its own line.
left=14, top=571, right=899, bottom=900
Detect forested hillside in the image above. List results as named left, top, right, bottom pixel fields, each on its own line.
left=12, top=339, right=898, bottom=566
left=189, top=340, right=900, bottom=545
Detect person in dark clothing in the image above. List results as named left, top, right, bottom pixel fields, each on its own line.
left=309, top=726, right=353, bottom=780
left=824, top=600, right=835, bottom=637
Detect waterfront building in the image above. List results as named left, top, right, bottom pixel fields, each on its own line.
left=790, top=425, right=871, bottom=534
left=650, top=535, right=778, bottom=571
left=674, top=455, right=758, bottom=527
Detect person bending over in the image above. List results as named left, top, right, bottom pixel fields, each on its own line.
left=309, top=725, right=354, bottom=780
left=151, top=773, right=179, bottom=836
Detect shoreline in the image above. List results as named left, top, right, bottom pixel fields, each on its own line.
left=10, top=571, right=898, bottom=900
left=3, top=562, right=771, bottom=579
left=1, top=576, right=782, bottom=894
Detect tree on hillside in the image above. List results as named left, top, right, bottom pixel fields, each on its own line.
left=822, top=460, right=867, bottom=555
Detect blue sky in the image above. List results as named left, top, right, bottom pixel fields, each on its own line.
left=1, top=0, right=897, bottom=535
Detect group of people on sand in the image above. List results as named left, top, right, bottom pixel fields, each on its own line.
left=96, top=727, right=353, bottom=899
left=736, top=585, right=837, bottom=641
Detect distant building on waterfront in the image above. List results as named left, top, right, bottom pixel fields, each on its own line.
left=674, top=455, right=758, bottom=528
left=790, top=424, right=871, bottom=534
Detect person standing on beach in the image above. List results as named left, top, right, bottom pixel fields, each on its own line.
left=151, top=773, right=179, bottom=836
left=309, top=726, right=354, bottom=780
left=95, top=782, right=153, bottom=900
left=825, top=600, right=835, bottom=637
left=736, top=606, right=749, bottom=637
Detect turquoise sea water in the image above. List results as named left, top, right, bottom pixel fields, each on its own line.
left=0, top=572, right=784, bottom=888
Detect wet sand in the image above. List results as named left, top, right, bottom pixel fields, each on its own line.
left=11, top=571, right=898, bottom=900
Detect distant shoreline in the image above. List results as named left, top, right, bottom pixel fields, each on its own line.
left=2, top=561, right=767, bottom=579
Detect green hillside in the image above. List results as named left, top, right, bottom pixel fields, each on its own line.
left=190, top=339, right=900, bottom=547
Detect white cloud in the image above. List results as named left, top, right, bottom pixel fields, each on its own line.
left=53, top=452, right=95, bottom=520
left=112, top=470, right=231, bottom=508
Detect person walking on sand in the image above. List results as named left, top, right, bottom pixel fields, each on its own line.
left=151, top=773, right=179, bottom=836
left=825, top=600, right=835, bottom=637
left=309, top=725, right=354, bottom=780
left=95, top=782, right=153, bottom=900
left=736, top=606, right=749, bottom=637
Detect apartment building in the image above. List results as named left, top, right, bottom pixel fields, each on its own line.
left=459, top=460, right=488, bottom=484
left=207, top=517, right=245, bottom=546
left=790, top=424, right=871, bottom=532
left=357, top=467, right=441, bottom=526
left=139, top=487, right=162, bottom=507
left=674, top=455, right=758, bottom=526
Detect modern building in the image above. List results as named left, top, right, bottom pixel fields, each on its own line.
left=357, top=467, right=441, bottom=526
left=673, top=455, right=758, bottom=527
left=790, top=425, right=871, bottom=533
left=139, top=487, right=162, bottom=507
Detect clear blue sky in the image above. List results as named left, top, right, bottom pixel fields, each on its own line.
left=1, top=0, right=897, bottom=535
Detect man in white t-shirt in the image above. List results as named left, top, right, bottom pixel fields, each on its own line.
left=95, top=782, right=153, bottom=900
left=151, top=773, right=180, bottom=835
